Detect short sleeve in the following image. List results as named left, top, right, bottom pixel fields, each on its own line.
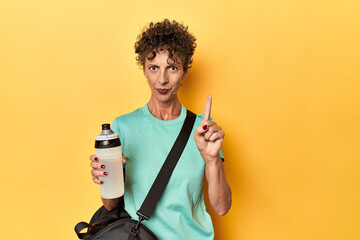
left=219, top=148, right=225, bottom=162
left=111, top=118, right=126, bottom=168
left=111, top=118, right=120, bottom=134
left=111, top=118, right=124, bottom=153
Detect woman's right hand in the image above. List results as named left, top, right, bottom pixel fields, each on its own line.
left=89, top=154, right=127, bottom=184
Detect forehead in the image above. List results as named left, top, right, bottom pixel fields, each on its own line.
left=145, top=49, right=182, bottom=65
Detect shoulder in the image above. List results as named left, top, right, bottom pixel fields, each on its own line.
left=113, top=106, right=145, bottom=124
left=111, top=106, right=146, bottom=133
left=189, top=111, right=214, bottom=127
left=185, top=108, right=213, bottom=121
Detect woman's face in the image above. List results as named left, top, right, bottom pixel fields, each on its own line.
left=144, top=50, right=185, bottom=104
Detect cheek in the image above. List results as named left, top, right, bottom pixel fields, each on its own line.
left=171, top=77, right=181, bottom=87
left=171, top=80, right=182, bottom=94
left=146, top=76, right=156, bottom=87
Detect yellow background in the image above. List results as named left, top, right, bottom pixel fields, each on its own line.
left=1, top=0, right=359, bottom=239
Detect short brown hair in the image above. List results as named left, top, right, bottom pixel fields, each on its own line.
left=135, top=19, right=197, bottom=72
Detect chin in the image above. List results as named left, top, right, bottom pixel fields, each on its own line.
left=157, top=97, right=173, bottom=104
left=155, top=94, right=176, bottom=104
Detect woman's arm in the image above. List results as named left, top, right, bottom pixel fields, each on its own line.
left=193, top=95, right=232, bottom=215
left=203, top=154, right=232, bottom=216
left=101, top=197, right=123, bottom=211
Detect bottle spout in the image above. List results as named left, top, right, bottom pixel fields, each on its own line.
left=100, top=123, right=114, bottom=136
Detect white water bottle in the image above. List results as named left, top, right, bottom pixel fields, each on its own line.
left=95, top=123, right=124, bottom=199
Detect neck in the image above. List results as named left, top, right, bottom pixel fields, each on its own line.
left=147, top=96, right=182, bottom=120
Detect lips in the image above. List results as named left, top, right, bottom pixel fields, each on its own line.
left=157, top=89, right=170, bottom=94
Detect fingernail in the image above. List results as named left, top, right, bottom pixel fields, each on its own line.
left=203, top=125, right=208, bottom=130
left=95, top=157, right=99, bottom=161
left=104, top=172, right=108, bottom=176
left=101, top=165, right=105, bottom=169
left=100, top=180, right=104, bottom=184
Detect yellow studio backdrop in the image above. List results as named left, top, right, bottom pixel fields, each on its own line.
left=1, top=0, right=359, bottom=239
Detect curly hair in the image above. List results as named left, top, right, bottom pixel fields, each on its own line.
left=135, top=19, right=197, bottom=72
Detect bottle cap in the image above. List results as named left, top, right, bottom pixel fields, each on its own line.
left=95, top=123, right=121, bottom=148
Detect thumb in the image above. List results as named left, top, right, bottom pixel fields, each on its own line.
left=194, top=122, right=209, bottom=139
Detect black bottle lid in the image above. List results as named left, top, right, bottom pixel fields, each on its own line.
left=95, top=123, right=121, bottom=149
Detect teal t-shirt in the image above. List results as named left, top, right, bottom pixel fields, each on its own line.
left=111, top=104, right=223, bottom=240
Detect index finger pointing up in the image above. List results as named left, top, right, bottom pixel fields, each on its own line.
left=203, top=94, right=212, bottom=121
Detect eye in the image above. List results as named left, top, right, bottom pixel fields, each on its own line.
left=168, top=66, right=178, bottom=71
left=149, top=66, right=158, bottom=71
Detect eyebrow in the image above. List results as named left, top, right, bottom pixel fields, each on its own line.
left=146, top=63, right=180, bottom=67
left=146, top=63, right=159, bottom=67
left=167, top=62, right=181, bottom=67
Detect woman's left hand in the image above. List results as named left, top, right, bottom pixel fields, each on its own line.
left=193, top=95, right=225, bottom=162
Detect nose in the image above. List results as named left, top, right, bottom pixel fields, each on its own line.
left=158, top=71, right=169, bottom=85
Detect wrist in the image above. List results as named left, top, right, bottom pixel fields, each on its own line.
left=202, top=153, right=222, bottom=165
left=102, top=196, right=123, bottom=211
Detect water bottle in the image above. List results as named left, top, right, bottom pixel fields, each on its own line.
left=95, top=123, right=124, bottom=199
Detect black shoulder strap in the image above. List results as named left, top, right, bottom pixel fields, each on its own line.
left=136, top=110, right=196, bottom=220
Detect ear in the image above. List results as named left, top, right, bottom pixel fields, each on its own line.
left=143, top=67, right=147, bottom=79
left=182, top=71, right=187, bottom=80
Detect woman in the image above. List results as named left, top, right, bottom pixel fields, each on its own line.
left=89, top=19, right=231, bottom=239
